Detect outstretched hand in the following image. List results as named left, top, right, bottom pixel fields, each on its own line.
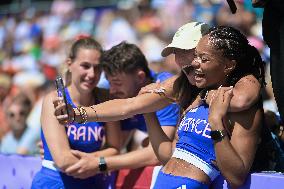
left=53, top=96, right=75, bottom=125
left=65, top=150, right=100, bottom=179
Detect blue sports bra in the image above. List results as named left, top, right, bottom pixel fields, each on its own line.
left=42, top=88, right=105, bottom=161
left=173, top=103, right=220, bottom=181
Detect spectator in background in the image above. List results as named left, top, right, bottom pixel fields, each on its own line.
left=191, top=0, right=222, bottom=26
left=216, top=0, right=256, bottom=36
left=0, top=92, right=34, bottom=154
left=16, top=81, right=54, bottom=155
left=276, top=116, right=284, bottom=150
left=0, top=72, right=12, bottom=140
left=263, top=110, right=284, bottom=172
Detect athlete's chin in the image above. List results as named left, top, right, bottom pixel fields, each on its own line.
left=186, top=75, right=196, bottom=85
left=195, top=81, right=207, bottom=89
left=81, top=84, right=95, bottom=91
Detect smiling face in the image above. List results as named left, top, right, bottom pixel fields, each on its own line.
left=69, top=48, right=102, bottom=93
left=107, top=71, right=144, bottom=99
left=191, top=35, right=235, bottom=89
left=174, top=48, right=196, bottom=85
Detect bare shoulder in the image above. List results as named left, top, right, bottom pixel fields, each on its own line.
left=94, top=87, right=110, bottom=102
left=43, top=90, right=58, bottom=104
left=229, top=102, right=263, bottom=133
left=236, top=74, right=260, bottom=87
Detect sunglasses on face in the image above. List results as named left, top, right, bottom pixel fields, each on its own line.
left=7, top=111, right=27, bottom=119
left=181, top=64, right=194, bottom=75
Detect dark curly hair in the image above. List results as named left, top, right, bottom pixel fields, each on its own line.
left=207, top=26, right=266, bottom=87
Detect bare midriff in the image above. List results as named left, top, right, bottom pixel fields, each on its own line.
left=162, top=157, right=211, bottom=185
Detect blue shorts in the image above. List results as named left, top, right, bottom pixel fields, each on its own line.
left=31, top=167, right=117, bottom=189
left=152, top=170, right=209, bottom=189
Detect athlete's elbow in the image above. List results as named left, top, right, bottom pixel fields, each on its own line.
left=148, top=156, right=160, bottom=166
left=226, top=174, right=247, bottom=189
left=53, top=153, right=74, bottom=171
left=54, top=159, right=68, bottom=171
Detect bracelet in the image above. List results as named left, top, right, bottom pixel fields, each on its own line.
left=90, top=106, right=99, bottom=122
left=148, top=87, right=176, bottom=103
left=76, top=106, right=88, bottom=124
left=147, top=87, right=166, bottom=96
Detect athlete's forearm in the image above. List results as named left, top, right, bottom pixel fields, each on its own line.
left=91, top=147, right=119, bottom=157
left=83, top=94, right=170, bottom=122
left=209, top=119, right=245, bottom=187
left=143, top=113, right=174, bottom=164
left=104, top=146, right=159, bottom=171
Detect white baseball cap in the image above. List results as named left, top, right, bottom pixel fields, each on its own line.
left=161, top=22, right=211, bottom=57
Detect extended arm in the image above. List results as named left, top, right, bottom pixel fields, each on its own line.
left=55, top=87, right=173, bottom=124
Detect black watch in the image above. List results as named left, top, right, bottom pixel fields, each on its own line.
left=210, top=130, right=227, bottom=141
left=99, top=157, right=107, bottom=172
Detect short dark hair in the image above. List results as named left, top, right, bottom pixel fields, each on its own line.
left=101, top=41, right=152, bottom=79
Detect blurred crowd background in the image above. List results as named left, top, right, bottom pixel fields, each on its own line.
left=0, top=0, right=282, bottom=159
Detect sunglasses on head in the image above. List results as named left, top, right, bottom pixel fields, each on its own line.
left=181, top=64, right=194, bottom=75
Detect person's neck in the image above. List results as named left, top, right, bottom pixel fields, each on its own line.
left=68, top=85, right=95, bottom=107
left=12, top=126, right=26, bottom=140
left=144, top=77, right=153, bottom=86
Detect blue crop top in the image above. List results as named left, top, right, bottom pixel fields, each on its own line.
left=42, top=87, right=105, bottom=161
left=174, top=103, right=220, bottom=180
left=40, top=88, right=116, bottom=188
